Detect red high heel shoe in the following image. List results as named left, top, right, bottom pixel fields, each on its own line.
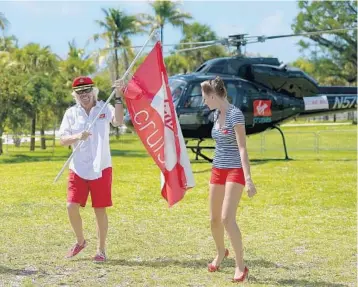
left=232, top=266, right=249, bottom=283
left=207, top=249, right=229, bottom=272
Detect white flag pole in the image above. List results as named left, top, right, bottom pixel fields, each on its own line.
left=54, top=29, right=159, bottom=183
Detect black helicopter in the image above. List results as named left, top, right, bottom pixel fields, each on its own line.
left=124, top=29, right=357, bottom=161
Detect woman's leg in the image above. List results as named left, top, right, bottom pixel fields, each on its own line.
left=209, top=183, right=226, bottom=267
left=222, top=182, right=246, bottom=278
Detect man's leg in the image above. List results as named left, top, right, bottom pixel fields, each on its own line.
left=67, top=203, right=85, bottom=245
left=66, top=170, right=89, bottom=258
left=94, top=208, right=108, bottom=253
left=89, top=167, right=112, bottom=262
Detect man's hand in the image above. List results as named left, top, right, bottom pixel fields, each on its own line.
left=77, top=131, right=91, bottom=141
left=113, top=79, right=126, bottom=97
left=245, top=178, right=257, bottom=198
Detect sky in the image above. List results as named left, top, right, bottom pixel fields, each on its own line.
left=1, top=0, right=308, bottom=65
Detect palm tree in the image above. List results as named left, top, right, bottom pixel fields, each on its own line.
left=0, top=35, right=18, bottom=52
left=93, top=8, right=147, bottom=80
left=61, top=40, right=95, bottom=86
left=0, top=12, right=9, bottom=31
left=13, top=44, right=59, bottom=151
left=142, top=0, right=192, bottom=45
left=178, top=22, right=228, bottom=71
left=0, top=50, right=20, bottom=155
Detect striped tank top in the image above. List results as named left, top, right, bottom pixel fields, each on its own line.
left=211, top=104, right=245, bottom=169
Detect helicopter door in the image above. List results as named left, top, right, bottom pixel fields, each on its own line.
left=178, top=82, right=206, bottom=132
left=223, top=81, right=237, bottom=105
left=236, top=81, right=257, bottom=127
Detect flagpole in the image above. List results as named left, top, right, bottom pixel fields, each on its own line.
left=54, top=29, right=159, bottom=183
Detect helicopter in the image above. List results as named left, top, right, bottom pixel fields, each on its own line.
left=124, top=28, right=357, bottom=162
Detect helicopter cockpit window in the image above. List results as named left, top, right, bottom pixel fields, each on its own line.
left=225, top=83, right=236, bottom=104
left=169, top=78, right=187, bottom=106
left=184, top=84, right=204, bottom=108
left=208, top=65, right=225, bottom=74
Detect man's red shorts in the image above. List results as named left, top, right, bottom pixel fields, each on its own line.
left=210, top=167, right=245, bottom=186
left=67, top=167, right=112, bottom=208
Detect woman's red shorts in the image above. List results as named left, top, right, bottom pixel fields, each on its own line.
left=210, top=167, right=245, bottom=186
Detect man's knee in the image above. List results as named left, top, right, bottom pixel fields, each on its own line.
left=67, top=202, right=80, bottom=212
left=94, top=207, right=107, bottom=215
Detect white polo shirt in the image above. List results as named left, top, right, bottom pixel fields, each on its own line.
left=59, top=101, right=115, bottom=180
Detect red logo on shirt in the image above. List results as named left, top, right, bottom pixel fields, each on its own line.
left=99, top=113, right=106, bottom=119
left=254, top=100, right=272, bottom=116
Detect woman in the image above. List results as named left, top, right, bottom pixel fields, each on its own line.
left=200, top=76, right=257, bottom=282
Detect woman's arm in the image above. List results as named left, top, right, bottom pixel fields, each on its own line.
left=234, top=124, right=251, bottom=180
left=234, top=124, right=257, bottom=198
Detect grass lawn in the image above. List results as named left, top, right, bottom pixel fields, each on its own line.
left=0, top=125, right=356, bottom=287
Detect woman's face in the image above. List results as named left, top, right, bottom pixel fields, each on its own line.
left=202, top=91, right=219, bottom=110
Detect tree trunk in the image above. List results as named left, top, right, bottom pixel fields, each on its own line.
left=161, top=25, right=164, bottom=44
left=123, top=49, right=129, bottom=71
left=41, top=128, right=46, bottom=150
left=115, top=127, right=120, bottom=139
left=0, top=126, right=3, bottom=155
left=30, top=114, right=36, bottom=151
left=114, top=43, right=120, bottom=80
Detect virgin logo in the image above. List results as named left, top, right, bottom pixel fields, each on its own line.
left=254, top=100, right=272, bottom=116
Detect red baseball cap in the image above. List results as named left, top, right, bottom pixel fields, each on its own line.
left=72, top=76, right=94, bottom=91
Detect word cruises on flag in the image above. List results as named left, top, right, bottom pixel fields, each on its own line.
left=123, top=41, right=195, bottom=207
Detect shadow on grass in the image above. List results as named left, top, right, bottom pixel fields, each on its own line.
left=76, top=257, right=283, bottom=270
left=0, top=154, right=69, bottom=164
left=110, top=136, right=138, bottom=145
left=193, top=168, right=212, bottom=174
left=190, top=159, right=212, bottom=164
left=249, top=158, right=357, bottom=165
left=70, top=258, right=350, bottom=286
left=249, top=276, right=349, bottom=287
left=0, top=265, right=47, bottom=276
left=0, top=148, right=148, bottom=164
left=249, top=158, right=294, bottom=166
left=110, top=149, right=148, bottom=158
left=277, top=279, right=349, bottom=287
left=189, top=158, right=294, bottom=165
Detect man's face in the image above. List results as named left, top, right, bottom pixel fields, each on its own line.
left=75, top=87, right=94, bottom=107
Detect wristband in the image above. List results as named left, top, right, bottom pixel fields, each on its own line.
left=115, top=97, right=123, bottom=105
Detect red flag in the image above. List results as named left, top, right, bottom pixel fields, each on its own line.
left=124, top=41, right=195, bottom=207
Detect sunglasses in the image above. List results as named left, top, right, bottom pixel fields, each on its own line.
left=76, top=87, right=93, bottom=95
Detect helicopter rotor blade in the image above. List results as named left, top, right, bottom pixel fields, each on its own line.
left=130, top=40, right=218, bottom=49
left=253, top=27, right=357, bottom=43
left=173, top=43, right=222, bottom=53
left=225, top=27, right=357, bottom=46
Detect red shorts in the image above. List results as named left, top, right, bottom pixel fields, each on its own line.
left=67, top=167, right=112, bottom=208
left=210, top=167, right=245, bottom=186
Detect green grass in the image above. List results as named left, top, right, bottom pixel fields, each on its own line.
left=0, top=125, right=356, bottom=286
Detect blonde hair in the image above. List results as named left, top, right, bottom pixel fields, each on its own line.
left=200, top=76, right=227, bottom=98
left=71, top=87, right=99, bottom=105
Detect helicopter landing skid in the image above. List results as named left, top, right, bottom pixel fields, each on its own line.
left=185, top=126, right=291, bottom=163
left=186, top=139, right=214, bottom=163
left=273, top=125, right=291, bottom=160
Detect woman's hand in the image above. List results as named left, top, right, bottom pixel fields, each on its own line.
left=245, top=178, right=257, bottom=198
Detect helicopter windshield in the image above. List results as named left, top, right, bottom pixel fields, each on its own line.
left=169, top=78, right=187, bottom=106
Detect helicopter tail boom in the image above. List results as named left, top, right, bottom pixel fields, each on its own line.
left=300, top=87, right=357, bottom=117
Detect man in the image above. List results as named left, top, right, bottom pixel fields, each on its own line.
left=59, top=76, right=124, bottom=262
